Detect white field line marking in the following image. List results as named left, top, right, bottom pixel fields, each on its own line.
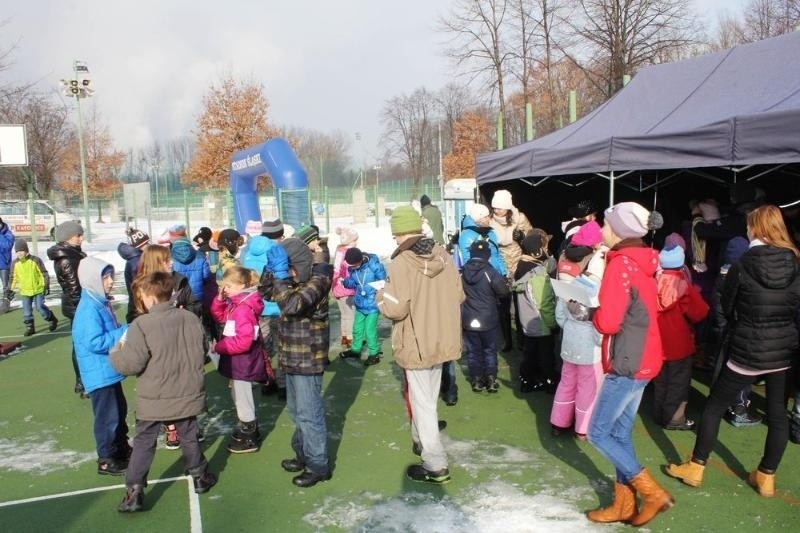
left=0, top=475, right=202, bottom=531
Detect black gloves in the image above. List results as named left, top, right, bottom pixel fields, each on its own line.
left=512, top=229, right=525, bottom=243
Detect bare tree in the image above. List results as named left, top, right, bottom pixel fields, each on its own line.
left=740, top=0, right=800, bottom=41
left=563, top=0, right=700, bottom=97
left=380, top=87, right=439, bottom=191
left=440, top=0, right=513, bottom=143
left=436, top=82, right=477, bottom=154
left=286, top=127, right=352, bottom=189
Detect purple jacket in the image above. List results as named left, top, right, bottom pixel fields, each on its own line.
left=210, top=289, right=266, bottom=382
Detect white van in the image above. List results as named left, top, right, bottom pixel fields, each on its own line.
left=0, top=200, right=81, bottom=240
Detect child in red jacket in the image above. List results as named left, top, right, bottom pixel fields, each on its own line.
left=654, top=245, right=709, bottom=430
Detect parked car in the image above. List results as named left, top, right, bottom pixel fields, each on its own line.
left=0, top=200, right=80, bottom=240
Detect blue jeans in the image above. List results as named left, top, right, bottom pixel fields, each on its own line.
left=21, top=292, right=54, bottom=322
left=89, top=382, right=129, bottom=459
left=588, top=374, right=648, bottom=483
left=286, top=373, right=329, bottom=476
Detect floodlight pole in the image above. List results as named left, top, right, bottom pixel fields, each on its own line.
left=76, top=91, right=91, bottom=243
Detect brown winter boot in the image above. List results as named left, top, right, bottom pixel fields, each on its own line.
left=748, top=468, right=775, bottom=497
left=665, top=459, right=706, bottom=487
left=629, top=468, right=674, bottom=526
left=587, top=481, right=637, bottom=523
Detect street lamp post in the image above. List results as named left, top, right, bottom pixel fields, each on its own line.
left=60, top=60, right=94, bottom=243
left=373, top=164, right=381, bottom=228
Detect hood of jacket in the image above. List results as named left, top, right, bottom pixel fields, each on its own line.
left=395, top=238, right=449, bottom=279
left=117, top=242, right=142, bottom=261
left=607, top=241, right=659, bottom=279
left=245, top=235, right=271, bottom=257
left=740, top=245, right=799, bottom=290
left=47, top=241, right=85, bottom=262
left=228, top=288, right=265, bottom=315
left=171, top=237, right=197, bottom=265
left=78, top=256, right=112, bottom=298
left=462, top=257, right=491, bottom=285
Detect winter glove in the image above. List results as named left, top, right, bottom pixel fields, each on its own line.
left=566, top=300, right=593, bottom=321
left=512, top=228, right=525, bottom=243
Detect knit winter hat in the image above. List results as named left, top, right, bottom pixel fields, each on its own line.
left=335, top=225, right=359, bottom=246
left=568, top=199, right=600, bottom=219
left=218, top=228, right=241, bottom=250
left=344, top=247, right=363, bottom=266
left=261, top=218, right=284, bottom=239
left=491, top=189, right=513, bottom=210
left=724, top=236, right=750, bottom=264
left=659, top=245, right=685, bottom=269
left=469, top=239, right=491, bottom=261
left=162, top=223, right=187, bottom=243
left=14, top=240, right=28, bottom=253
left=420, top=194, right=431, bottom=206
left=664, top=232, right=686, bottom=251
left=282, top=237, right=313, bottom=283
left=468, top=203, right=490, bottom=222
left=390, top=205, right=423, bottom=236
left=603, top=202, right=663, bottom=239
left=296, top=225, right=319, bottom=245
left=55, top=221, right=83, bottom=242
left=521, top=232, right=543, bottom=256
left=571, top=221, right=602, bottom=247
left=193, top=226, right=212, bottom=245
left=126, top=228, right=150, bottom=249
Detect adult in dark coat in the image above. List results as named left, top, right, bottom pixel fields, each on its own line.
left=667, top=204, right=800, bottom=497
left=47, top=221, right=87, bottom=397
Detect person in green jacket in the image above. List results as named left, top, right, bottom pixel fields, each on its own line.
left=420, top=195, right=444, bottom=245
left=9, top=240, right=57, bottom=336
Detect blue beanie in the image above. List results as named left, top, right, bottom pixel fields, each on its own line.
left=724, top=236, right=750, bottom=264
left=659, top=245, right=685, bottom=269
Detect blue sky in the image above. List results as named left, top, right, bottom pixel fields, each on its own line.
left=2, top=0, right=748, bottom=162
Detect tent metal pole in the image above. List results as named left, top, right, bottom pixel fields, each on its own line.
left=609, top=170, right=615, bottom=207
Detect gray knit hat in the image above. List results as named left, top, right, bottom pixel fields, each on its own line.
left=261, top=218, right=284, bottom=239
left=14, top=240, right=29, bottom=253
left=55, top=221, right=84, bottom=242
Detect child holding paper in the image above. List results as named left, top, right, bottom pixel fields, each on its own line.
left=549, top=221, right=606, bottom=439
left=338, top=248, right=387, bottom=366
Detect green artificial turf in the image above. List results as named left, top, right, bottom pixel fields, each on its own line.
left=0, top=301, right=797, bottom=532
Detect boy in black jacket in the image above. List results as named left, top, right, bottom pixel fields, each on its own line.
left=461, top=240, right=510, bottom=392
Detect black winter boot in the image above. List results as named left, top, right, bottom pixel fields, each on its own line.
left=48, top=315, right=59, bottom=332
left=117, top=484, right=145, bottom=512
left=188, top=464, right=217, bottom=494
left=24, top=320, right=35, bottom=336
left=228, top=420, right=260, bottom=453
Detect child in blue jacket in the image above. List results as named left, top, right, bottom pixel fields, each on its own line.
left=338, top=248, right=387, bottom=366
left=73, top=257, right=129, bottom=476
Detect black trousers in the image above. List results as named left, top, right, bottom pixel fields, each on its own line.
left=125, top=416, right=206, bottom=486
left=520, top=334, right=554, bottom=384
left=652, top=357, right=693, bottom=426
left=693, top=366, right=788, bottom=471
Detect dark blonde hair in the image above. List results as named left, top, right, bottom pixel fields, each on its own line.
left=747, top=204, right=800, bottom=257
left=222, top=265, right=259, bottom=287
left=131, top=271, right=174, bottom=315
left=137, top=245, right=171, bottom=276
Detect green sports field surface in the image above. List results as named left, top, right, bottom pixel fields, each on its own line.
left=0, top=300, right=797, bottom=532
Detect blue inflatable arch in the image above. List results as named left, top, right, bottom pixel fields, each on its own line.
left=229, top=138, right=310, bottom=233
